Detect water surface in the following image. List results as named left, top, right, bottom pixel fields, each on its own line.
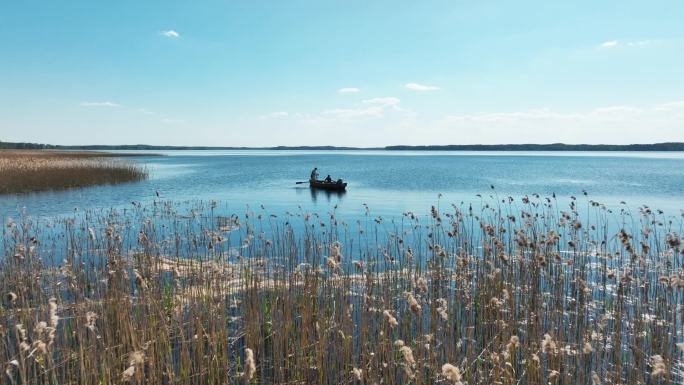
left=2, top=150, right=683, bottom=219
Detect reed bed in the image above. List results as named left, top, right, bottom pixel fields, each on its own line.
left=1, top=194, right=683, bottom=384
left=0, top=150, right=148, bottom=194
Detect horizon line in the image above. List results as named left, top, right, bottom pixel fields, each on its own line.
left=2, top=141, right=684, bottom=151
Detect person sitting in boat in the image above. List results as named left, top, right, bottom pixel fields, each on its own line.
left=324, top=175, right=333, bottom=183
left=310, top=167, right=319, bottom=182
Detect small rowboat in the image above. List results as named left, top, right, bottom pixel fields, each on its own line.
left=309, top=180, right=347, bottom=191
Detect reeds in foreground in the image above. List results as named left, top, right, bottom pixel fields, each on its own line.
left=0, top=194, right=683, bottom=384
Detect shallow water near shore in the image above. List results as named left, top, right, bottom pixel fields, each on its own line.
left=2, top=150, right=684, bottom=220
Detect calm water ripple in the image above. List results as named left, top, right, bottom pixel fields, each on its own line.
left=1, top=150, right=683, bottom=219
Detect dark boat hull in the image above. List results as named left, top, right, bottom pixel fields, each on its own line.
left=309, top=180, right=347, bottom=191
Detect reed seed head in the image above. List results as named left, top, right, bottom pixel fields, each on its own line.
left=441, top=363, right=463, bottom=385
left=245, top=348, right=256, bottom=380
left=383, top=310, right=398, bottom=328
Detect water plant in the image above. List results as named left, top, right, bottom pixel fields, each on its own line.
left=0, top=150, right=148, bottom=194
left=0, top=193, right=682, bottom=384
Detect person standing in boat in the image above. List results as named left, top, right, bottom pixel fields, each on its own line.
left=310, top=167, right=319, bottom=182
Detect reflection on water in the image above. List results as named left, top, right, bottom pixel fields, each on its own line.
left=309, top=187, right=347, bottom=203
left=293, top=186, right=347, bottom=204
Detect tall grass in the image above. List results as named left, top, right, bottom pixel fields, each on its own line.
left=0, top=150, right=148, bottom=194
left=1, top=194, right=682, bottom=384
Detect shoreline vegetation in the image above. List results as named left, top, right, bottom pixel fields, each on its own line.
left=0, top=150, right=149, bottom=194
left=1, top=196, right=682, bottom=384
left=2, top=141, right=684, bottom=151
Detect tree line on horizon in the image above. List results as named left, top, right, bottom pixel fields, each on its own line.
left=2, top=140, right=684, bottom=151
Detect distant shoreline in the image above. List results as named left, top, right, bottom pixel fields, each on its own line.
left=2, top=141, right=684, bottom=151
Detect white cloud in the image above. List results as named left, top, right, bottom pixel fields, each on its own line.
left=588, top=106, right=642, bottom=121
left=323, top=107, right=384, bottom=119
left=80, top=101, right=120, bottom=107
left=600, top=39, right=654, bottom=49
left=160, top=30, right=180, bottom=38
left=404, top=82, right=440, bottom=92
left=626, top=40, right=652, bottom=47
left=317, top=97, right=403, bottom=118
left=296, top=97, right=404, bottom=122
left=600, top=40, right=619, bottom=48
left=653, top=101, right=684, bottom=111
left=255, top=99, right=684, bottom=145
left=442, top=105, right=653, bottom=125
left=444, top=108, right=566, bottom=124
left=161, top=118, right=185, bottom=124
left=438, top=101, right=684, bottom=144
left=249, top=100, right=684, bottom=146
left=363, top=97, right=401, bottom=109
left=137, top=108, right=154, bottom=115
left=338, top=87, right=360, bottom=94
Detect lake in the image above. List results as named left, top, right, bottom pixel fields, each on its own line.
left=2, top=150, right=683, bottom=385
left=2, top=150, right=684, bottom=220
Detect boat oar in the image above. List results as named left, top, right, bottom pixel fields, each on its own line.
left=295, top=181, right=309, bottom=184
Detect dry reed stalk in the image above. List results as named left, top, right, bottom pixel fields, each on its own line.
left=0, top=150, right=147, bottom=193
left=0, top=194, right=681, bottom=384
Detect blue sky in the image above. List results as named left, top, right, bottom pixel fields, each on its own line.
left=1, top=0, right=683, bottom=146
